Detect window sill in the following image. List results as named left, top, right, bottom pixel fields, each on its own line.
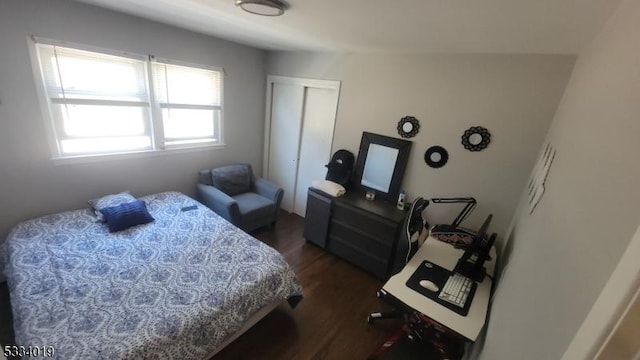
left=51, top=143, right=226, bottom=166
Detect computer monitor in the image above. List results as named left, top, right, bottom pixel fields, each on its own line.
left=454, top=214, right=494, bottom=282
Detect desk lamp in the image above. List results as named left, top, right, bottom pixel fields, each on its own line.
left=429, top=197, right=477, bottom=247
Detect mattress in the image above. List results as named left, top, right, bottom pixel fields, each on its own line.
left=2, top=191, right=302, bottom=359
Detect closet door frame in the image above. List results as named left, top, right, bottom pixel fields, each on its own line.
left=263, top=75, right=341, bottom=211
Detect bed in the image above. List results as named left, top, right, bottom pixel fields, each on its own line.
left=1, top=191, right=303, bottom=359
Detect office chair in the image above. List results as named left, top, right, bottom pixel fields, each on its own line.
left=368, top=197, right=429, bottom=323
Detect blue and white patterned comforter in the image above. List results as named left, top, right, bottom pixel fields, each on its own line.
left=3, top=192, right=302, bottom=359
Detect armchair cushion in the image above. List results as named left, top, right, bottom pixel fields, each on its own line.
left=233, top=193, right=277, bottom=227
left=196, top=184, right=240, bottom=224
left=211, top=164, right=252, bottom=196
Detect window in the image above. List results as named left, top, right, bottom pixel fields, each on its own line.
left=152, top=62, right=222, bottom=147
left=34, top=40, right=223, bottom=158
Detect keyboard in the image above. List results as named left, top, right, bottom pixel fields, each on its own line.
left=438, top=273, right=474, bottom=308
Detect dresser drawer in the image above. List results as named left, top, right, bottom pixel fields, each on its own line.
left=332, top=203, right=397, bottom=243
left=330, top=219, right=393, bottom=259
left=303, top=190, right=332, bottom=248
left=327, top=235, right=389, bottom=278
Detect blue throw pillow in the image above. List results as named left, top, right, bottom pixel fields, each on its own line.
left=100, top=200, right=155, bottom=233
left=89, top=191, right=136, bottom=222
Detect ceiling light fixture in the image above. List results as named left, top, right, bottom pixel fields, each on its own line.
left=235, top=0, right=289, bottom=16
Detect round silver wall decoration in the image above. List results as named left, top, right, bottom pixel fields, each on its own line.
left=462, top=126, right=491, bottom=151
left=424, top=146, right=449, bottom=168
left=397, top=116, right=420, bottom=138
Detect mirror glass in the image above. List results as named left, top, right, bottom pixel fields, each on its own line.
left=354, top=132, right=413, bottom=202
left=397, top=116, right=420, bottom=138
left=361, top=144, right=399, bottom=192
left=469, top=133, right=483, bottom=145
left=462, top=126, right=491, bottom=152
left=424, top=145, right=449, bottom=168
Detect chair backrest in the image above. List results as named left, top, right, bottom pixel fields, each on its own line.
left=211, top=164, right=254, bottom=196
left=392, top=197, right=429, bottom=275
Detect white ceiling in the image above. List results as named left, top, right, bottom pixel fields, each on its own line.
left=76, top=0, right=622, bottom=54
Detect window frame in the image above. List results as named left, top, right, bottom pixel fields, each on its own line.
left=29, top=37, right=225, bottom=163
left=150, top=57, right=225, bottom=150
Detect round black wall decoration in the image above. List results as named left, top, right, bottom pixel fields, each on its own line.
left=462, top=126, right=491, bottom=151
left=397, top=116, right=420, bottom=138
left=424, top=146, right=449, bottom=168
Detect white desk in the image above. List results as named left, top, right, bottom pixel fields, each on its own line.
left=382, top=236, right=496, bottom=341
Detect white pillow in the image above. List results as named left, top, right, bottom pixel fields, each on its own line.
left=88, top=191, right=136, bottom=221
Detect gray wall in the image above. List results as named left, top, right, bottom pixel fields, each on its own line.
left=267, top=53, right=575, bottom=237
left=0, top=0, right=266, bottom=240
left=480, top=0, right=640, bottom=358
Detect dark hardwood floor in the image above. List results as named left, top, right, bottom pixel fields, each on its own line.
left=213, top=212, right=403, bottom=359
left=0, top=212, right=404, bottom=359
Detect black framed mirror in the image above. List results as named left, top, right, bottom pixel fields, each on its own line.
left=424, top=146, right=448, bottom=168
left=397, top=116, right=420, bottom=138
left=353, top=132, right=412, bottom=202
left=462, top=126, right=491, bottom=151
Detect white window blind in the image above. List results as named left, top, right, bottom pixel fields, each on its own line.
left=152, top=62, right=222, bottom=147
left=37, top=44, right=152, bottom=156
left=34, top=40, right=224, bottom=159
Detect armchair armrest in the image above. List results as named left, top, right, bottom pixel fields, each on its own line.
left=196, top=184, right=240, bottom=225
left=255, top=178, right=284, bottom=223
left=254, top=178, right=284, bottom=207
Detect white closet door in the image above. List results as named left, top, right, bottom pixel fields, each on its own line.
left=267, top=83, right=304, bottom=212
left=293, top=87, right=339, bottom=216
left=265, top=76, right=340, bottom=217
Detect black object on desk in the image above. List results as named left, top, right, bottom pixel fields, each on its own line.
left=406, top=261, right=477, bottom=316
left=453, top=214, right=495, bottom=282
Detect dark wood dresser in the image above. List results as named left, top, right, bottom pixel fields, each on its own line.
left=303, top=187, right=407, bottom=279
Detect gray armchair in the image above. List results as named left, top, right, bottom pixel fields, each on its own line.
left=197, top=164, right=284, bottom=232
